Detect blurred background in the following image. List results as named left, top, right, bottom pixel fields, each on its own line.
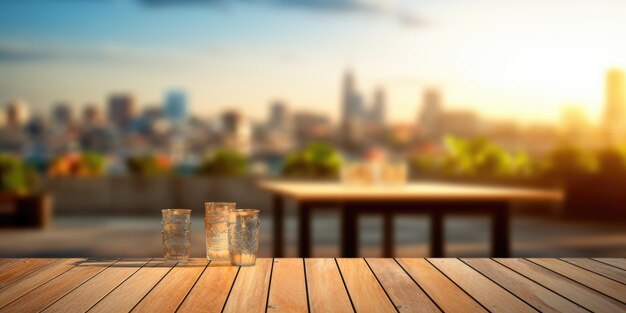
left=0, top=0, right=625, bottom=258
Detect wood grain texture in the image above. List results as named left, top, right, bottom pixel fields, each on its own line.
left=462, top=258, right=587, bottom=313
left=131, top=259, right=207, bottom=313
left=0, top=259, right=27, bottom=272
left=561, top=258, right=626, bottom=284
left=42, top=259, right=149, bottom=313
left=305, top=258, right=354, bottom=313
left=267, top=258, right=308, bottom=313
left=88, top=259, right=174, bottom=313
left=222, top=258, right=273, bottom=313
left=1, top=259, right=116, bottom=313
left=528, top=258, right=626, bottom=302
left=593, top=258, right=626, bottom=271
left=177, top=260, right=239, bottom=313
left=0, top=258, right=56, bottom=288
left=336, top=258, right=396, bottom=313
left=429, top=258, right=536, bottom=312
left=496, top=258, right=626, bottom=313
left=366, top=258, right=441, bottom=313
left=0, top=258, right=81, bottom=308
left=397, top=258, right=487, bottom=313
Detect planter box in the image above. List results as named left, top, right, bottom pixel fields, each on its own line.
left=564, top=175, right=626, bottom=220
left=0, top=193, right=53, bottom=228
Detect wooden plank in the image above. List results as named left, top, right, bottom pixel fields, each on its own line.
left=336, top=258, right=396, bottom=313
left=496, top=258, right=626, bottom=313
left=131, top=259, right=207, bottom=313
left=366, top=258, right=441, bottom=313
left=267, top=258, right=308, bottom=313
left=258, top=181, right=563, bottom=202
left=528, top=258, right=626, bottom=302
left=0, top=258, right=83, bottom=309
left=428, top=258, right=535, bottom=312
left=305, top=258, right=353, bottom=313
left=42, top=259, right=150, bottom=313
left=88, top=259, right=174, bottom=313
left=593, top=258, right=626, bottom=271
left=0, top=258, right=57, bottom=288
left=462, top=258, right=587, bottom=313
left=222, top=258, right=273, bottom=313
left=0, top=259, right=27, bottom=272
left=562, top=258, right=626, bottom=284
left=177, top=260, right=239, bottom=313
left=0, top=259, right=116, bottom=312
left=397, top=258, right=487, bottom=313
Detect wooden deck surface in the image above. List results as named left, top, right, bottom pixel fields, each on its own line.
left=0, top=258, right=624, bottom=312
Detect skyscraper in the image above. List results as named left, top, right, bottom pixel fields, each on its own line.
left=603, top=69, right=626, bottom=145
left=418, top=88, right=443, bottom=140
left=371, top=86, right=385, bottom=126
left=268, top=100, right=289, bottom=130
left=164, top=90, right=187, bottom=122
left=341, top=70, right=365, bottom=147
left=52, top=102, right=73, bottom=127
left=108, top=93, right=136, bottom=131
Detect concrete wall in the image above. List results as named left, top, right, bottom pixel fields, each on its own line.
left=42, top=177, right=273, bottom=216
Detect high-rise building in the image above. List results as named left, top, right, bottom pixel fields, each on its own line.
left=52, top=102, right=74, bottom=126
left=371, top=86, right=385, bottom=126
left=603, top=69, right=626, bottom=145
left=164, top=90, right=187, bottom=122
left=5, top=99, right=29, bottom=129
left=82, top=104, right=103, bottom=126
left=107, top=93, right=136, bottom=131
left=341, top=70, right=365, bottom=147
left=417, top=88, right=443, bottom=140
left=268, top=100, right=289, bottom=130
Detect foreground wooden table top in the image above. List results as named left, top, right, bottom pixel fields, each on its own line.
left=0, top=258, right=624, bottom=313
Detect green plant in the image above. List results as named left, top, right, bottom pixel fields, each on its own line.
left=282, top=142, right=342, bottom=178
left=126, top=154, right=172, bottom=177
left=198, top=148, right=247, bottom=176
left=541, top=144, right=596, bottom=179
left=441, top=136, right=533, bottom=177
left=0, top=154, right=38, bottom=194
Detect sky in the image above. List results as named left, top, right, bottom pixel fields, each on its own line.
left=0, top=0, right=625, bottom=124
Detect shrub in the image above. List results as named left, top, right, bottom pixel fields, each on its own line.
left=48, top=152, right=106, bottom=177
left=198, top=148, right=247, bottom=176
left=126, top=154, right=172, bottom=177
left=0, top=154, right=38, bottom=194
left=282, top=142, right=342, bottom=179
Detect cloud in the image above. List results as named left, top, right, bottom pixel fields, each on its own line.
left=138, top=0, right=424, bottom=27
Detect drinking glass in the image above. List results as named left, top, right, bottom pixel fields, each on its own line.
left=228, top=209, right=260, bottom=266
left=205, top=202, right=235, bottom=260
left=161, top=209, right=191, bottom=262
left=381, top=160, right=408, bottom=185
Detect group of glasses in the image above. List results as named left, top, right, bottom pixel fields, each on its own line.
left=161, top=203, right=260, bottom=266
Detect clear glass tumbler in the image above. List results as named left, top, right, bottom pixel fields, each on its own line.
left=228, top=209, right=260, bottom=266
left=162, top=209, right=192, bottom=262
left=205, top=202, right=235, bottom=260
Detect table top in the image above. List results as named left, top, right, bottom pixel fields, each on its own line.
left=0, top=258, right=623, bottom=313
left=259, top=181, right=564, bottom=202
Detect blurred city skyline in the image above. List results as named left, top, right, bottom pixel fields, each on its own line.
left=1, top=0, right=626, bottom=123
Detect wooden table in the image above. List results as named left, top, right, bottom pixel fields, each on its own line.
left=259, top=181, right=563, bottom=258
left=0, top=258, right=624, bottom=312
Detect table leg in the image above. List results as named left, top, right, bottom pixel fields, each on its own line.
left=341, top=204, right=358, bottom=257
left=430, top=211, right=444, bottom=257
left=298, top=202, right=312, bottom=258
left=383, top=212, right=394, bottom=257
left=491, top=203, right=510, bottom=257
left=272, top=194, right=284, bottom=258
